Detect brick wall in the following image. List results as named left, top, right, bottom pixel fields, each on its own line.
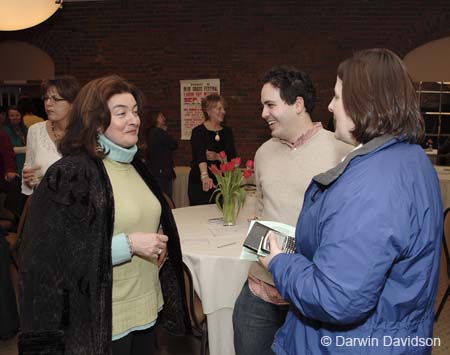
left=1, top=0, right=449, bottom=165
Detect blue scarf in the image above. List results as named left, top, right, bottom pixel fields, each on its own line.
left=97, top=133, right=137, bottom=163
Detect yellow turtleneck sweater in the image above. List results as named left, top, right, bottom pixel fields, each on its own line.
left=103, top=158, right=164, bottom=338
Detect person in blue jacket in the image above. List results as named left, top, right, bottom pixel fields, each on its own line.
left=260, top=48, right=443, bottom=355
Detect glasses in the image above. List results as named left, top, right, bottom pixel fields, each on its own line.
left=43, top=95, right=67, bottom=103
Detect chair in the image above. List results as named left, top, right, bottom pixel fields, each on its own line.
left=435, top=207, right=450, bottom=321
left=6, top=195, right=32, bottom=265
left=182, top=262, right=208, bottom=355
left=4, top=195, right=32, bottom=315
left=162, top=191, right=176, bottom=210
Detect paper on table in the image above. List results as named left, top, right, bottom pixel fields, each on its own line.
left=208, top=223, right=249, bottom=238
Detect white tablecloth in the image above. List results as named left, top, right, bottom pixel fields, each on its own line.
left=435, top=165, right=450, bottom=209
left=173, top=166, right=191, bottom=208
left=172, top=198, right=255, bottom=355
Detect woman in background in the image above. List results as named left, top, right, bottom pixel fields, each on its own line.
left=21, top=76, right=79, bottom=194
left=188, top=93, right=236, bottom=205
left=261, top=49, right=442, bottom=354
left=146, top=111, right=178, bottom=199
left=3, top=106, right=27, bottom=176
left=19, top=75, right=190, bottom=355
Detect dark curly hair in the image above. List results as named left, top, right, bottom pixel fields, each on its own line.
left=261, top=67, right=316, bottom=114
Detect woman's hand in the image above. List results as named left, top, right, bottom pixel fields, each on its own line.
left=206, top=150, right=220, bottom=161
left=22, top=165, right=41, bottom=188
left=129, top=232, right=168, bottom=261
left=201, top=176, right=216, bottom=191
left=157, top=225, right=168, bottom=268
left=259, top=232, right=283, bottom=270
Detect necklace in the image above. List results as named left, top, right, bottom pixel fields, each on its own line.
left=214, top=131, right=220, bottom=142
left=51, top=121, right=62, bottom=141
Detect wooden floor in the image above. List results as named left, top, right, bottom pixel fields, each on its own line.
left=1, top=252, right=449, bottom=355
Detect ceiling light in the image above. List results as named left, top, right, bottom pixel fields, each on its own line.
left=0, top=0, right=63, bottom=31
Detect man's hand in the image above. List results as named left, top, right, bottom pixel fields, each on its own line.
left=259, top=232, right=283, bottom=269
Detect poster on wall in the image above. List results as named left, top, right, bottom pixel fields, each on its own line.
left=180, top=78, right=220, bottom=140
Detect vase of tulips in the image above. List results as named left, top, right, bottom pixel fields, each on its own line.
left=210, top=151, right=254, bottom=226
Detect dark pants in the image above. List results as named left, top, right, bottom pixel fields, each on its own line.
left=4, top=176, right=26, bottom=219
left=233, top=281, right=289, bottom=355
left=111, top=326, right=156, bottom=355
left=188, top=172, right=216, bottom=206
left=0, top=231, right=19, bottom=339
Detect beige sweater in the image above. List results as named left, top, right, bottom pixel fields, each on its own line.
left=251, top=128, right=353, bottom=284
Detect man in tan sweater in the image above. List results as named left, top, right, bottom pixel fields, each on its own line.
left=233, top=67, right=352, bottom=355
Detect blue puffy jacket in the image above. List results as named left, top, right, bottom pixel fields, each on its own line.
left=269, top=136, right=443, bottom=355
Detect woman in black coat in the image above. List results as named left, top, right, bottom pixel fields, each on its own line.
left=18, top=75, right=190, bottom=355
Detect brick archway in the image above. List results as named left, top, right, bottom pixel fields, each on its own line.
left=30, top=32, right=72, bottom=75
left=0, top=30, right=72, bottom=76
left=386, top=12, right=450, bottom=58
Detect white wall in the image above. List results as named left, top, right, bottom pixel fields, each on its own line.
left=404, top=37, right=450, bottom=82
left=0, top=40, right=54, bottom=81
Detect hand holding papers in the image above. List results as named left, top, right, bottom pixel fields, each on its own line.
left=240, top=220, right=296, bottom=261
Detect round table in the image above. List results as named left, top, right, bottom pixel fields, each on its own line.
left=172, top=202, right=255, bottom=355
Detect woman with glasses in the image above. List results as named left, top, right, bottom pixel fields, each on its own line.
left=21, top=76, right=79, bottom=194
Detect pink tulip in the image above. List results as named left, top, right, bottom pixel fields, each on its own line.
left=231, top=157, right=241, bottom=167
left=243, top=170, right=252, bottom=179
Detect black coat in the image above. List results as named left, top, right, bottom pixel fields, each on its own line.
left=18, top=153, right=191, bottom=354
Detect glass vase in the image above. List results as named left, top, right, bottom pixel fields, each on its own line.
left=222, top=194, right=238, bottom=226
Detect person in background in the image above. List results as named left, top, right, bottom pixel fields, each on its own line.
left=18, top=96, right=44, bottom=128
left=0, top=106, right=6, bottom=127
left=188, top=93, right=236, bottom=205
left=18, top=75, right=190, bottom=355
left=146, top=111, right=178, bottom=199
left=0, top=130, right=17, bottom=185
left=0, top=226, right=19, bottom=340
left=233, top=67, right=352, bottom=355
left=0, top=129, right=17, bottom=225
left=21, top=76, right=79, bottom=195
left=260, top=49, right=442, bottom=354
left=3, top=106, right=27, bottom=176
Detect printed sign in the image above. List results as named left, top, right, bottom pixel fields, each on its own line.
left=180, top=78, right=220, bottom=140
